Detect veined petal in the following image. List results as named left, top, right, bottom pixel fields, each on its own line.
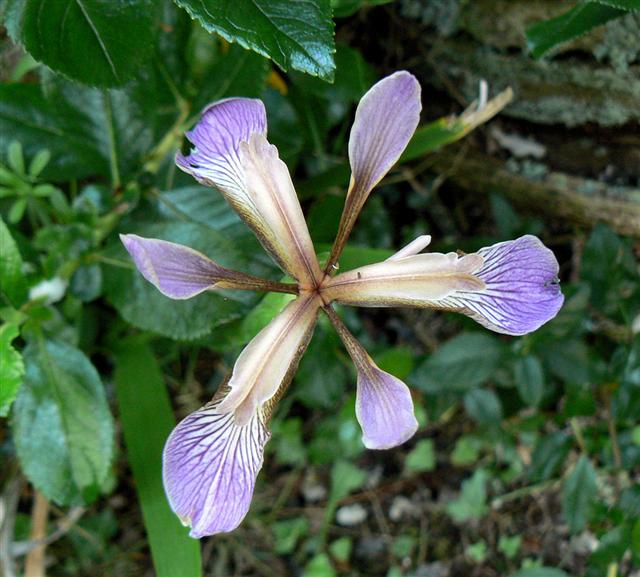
left=324, top=307, right=418, bottom=449
left=215, top=294, right=321, bottom=425
left=437, top=235, right=564, bottom=335
left=176, top=99, right=321, bottom=287
left=120, top=234, right=295, bottom=299
left=326, top=71, right=422, bottom=272
left=163, top=403, right=269, bottom=537
left=322, top=251, right=485, bottom=306
left=323, top=235, right=563, bottom=336
left=176, top=98, right=266, bottom=198
left=348, top=71, right=422, bottom=199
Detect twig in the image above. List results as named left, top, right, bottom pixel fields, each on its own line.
left=12, top=507, right=86, bottom=557
left=24, top=492, right=49, bottom=577
left=0, top=469, right=22, bottom=577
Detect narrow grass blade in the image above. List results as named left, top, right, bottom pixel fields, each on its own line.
left=114, top=339, right=202, bottom=577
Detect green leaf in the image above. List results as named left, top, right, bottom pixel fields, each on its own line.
left=104, top=222, right=262, bottom=340
left=562, top=455, right=597, bottom=534
left=526, top=2, right=626, bottom=59
left=12, top=339, right=114, bottom=505
left=12, top=0, right=159, bottom=87
left=528, top=431, right=573, bottom=483
left=0, top=216, right=27, bottom=306
left=192, top=44, right=270, bottom=112
left=405, top=439, right=436, bottom=473
left=329, top=460, right=366, bottom=503
left=375, top=347, right=415, bottom=380
left=508, top=568, right=570, bottom=577
left=591, top=0, right=640, bottom=9
left=114, top=340, right=202, bottom=577
left=463, top=389, right=503, bottom=425
left=303, top=553, right=336, bottom=577
left=411, top=333, right=506, bottom=394
left=0, top=323, right=24, bottom=417
left=272, top=518, right=309, bottom=555
left=175, top=0, right=336, bottom=80
left=514, top=356, right=545, bottom=408
left=0, top=84, right=108, bottom=181
left=446, top=469, right=489, bottom=522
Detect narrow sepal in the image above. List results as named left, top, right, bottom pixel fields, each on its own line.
left=326, top=71, right=421, bottom=272
left=163, top=404, right=269, bottom=537
left=120, top=234, right=295, bottom=298
left=324, top=307, right=418, bottom=450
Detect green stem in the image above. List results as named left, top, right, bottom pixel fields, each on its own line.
left=103, top=92, right=121, bottom=190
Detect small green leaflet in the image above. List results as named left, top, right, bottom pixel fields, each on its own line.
left=0, top=216, right=27, bottom=306
left=562, top=455, right=598, bottom=533
left=0, top=323, right=24, bottom=417
left=175, top=0, right=336, bottom=81
left=11, top=339, right=114, bottom=505
left=526, top=2, right=628, bottom=59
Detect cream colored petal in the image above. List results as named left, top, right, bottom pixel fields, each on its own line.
left=239, top=134, right=322, bottom=289
left=386, top=235, right=431, bottom=261
left=322, top=251, right=485, bottom=306
left=215, top=294, right=321, bottom=425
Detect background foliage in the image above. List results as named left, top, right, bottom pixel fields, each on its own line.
left=1, top=1, right=639, bottom=577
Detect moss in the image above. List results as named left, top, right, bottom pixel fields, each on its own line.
left=594, top=12, right=640, bottom=74
left=431, top=41, right=640, bottom=127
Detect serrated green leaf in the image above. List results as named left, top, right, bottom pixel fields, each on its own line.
left=528, top=431, right=573, bottom=483
left=514, top=356, right=545, bottom=407
left=411, top=332, right=506, bottom=394
left=446, top=469, right=489, bottom=522
left=526, top=2, right=626, bottom=59
left=14, top=0, right=159, bottom=87
left=114, top=340, right=202, bottom=577
left=0, top=216, right=27, bottom=306
left=562, top=455, right=597, bottom=534
left=463, top=388, right=503, bottom=425
left=0, top=323, right=24, bottom=417
left=175, top=0, right=336, bottom=80
left=405, top=439, right=436, bottom=473
left=591, top=0, right=640, bottom=8
left=0, top=84, right=108, bottom=181
left=12, top=339, right=114, bottom=505
left=192, top=44, right=270, bottom=112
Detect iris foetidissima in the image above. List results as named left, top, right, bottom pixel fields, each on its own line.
left=121, top=71, right=564, bottom=537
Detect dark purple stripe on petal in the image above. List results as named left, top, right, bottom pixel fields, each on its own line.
left=175, top=98, right=267, bottom=197
left=443, top=235, right=563, bottom=335
left=163, top=404, right=270, bottom=537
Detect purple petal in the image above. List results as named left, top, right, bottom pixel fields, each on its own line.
left=356, top=364, right=419, bottom=450
left=450, top=235, right=564, bottom=335
left=120, top=234, right=227, bottom=299
left=324, top=306, right=418, bottom=450
left=163, top=405, right=270, bottom=537
left=175, top=98, right=266, bottom=197
left=348, top=71, right=421, bottom=198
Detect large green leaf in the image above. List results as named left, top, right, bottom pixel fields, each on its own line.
left=114, top=340, right=202, bottom=577
left=0, top=216, right=27, bottom=306
left=11, top=339, right=114, bottom=504
left=411, top=332, right=506, bottom=394
left=0, top=84, right=108, bottom=181
left=562, top=455, right=597, bottom=533
left=0, top=323, right=24, bottom=417
left=11, top=0, right=159, bottom=87
left=526, top=2, right=627, bottom=58
left=175, top=0, right=335, bottom=80
left=192, top=44, right=270, bottom=112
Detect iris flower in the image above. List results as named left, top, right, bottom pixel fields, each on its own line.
left=121, top=71, right=563, bottom=537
